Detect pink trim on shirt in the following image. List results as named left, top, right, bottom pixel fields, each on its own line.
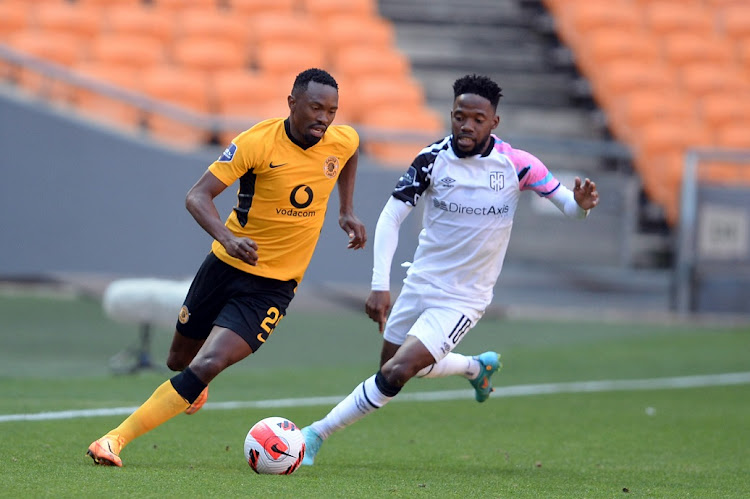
left=493, top=136, right=560, bottom=196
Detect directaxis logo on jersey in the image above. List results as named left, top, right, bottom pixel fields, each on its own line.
left=433, top=198, right=509, bottom=216
left=276, top=184, right=317, bottom=218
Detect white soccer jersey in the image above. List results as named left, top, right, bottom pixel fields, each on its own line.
left=384, top=134, right=563, bottom=309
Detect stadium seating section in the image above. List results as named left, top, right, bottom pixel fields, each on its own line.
left=544, top=0, right=750, bottom=224
left=0, top=0, right=442, bottom=166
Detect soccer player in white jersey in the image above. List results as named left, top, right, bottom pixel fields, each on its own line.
left=301, top=74, right=600, bottom=465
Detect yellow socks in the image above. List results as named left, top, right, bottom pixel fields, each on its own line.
left=105, top=380, right=190, bottom=450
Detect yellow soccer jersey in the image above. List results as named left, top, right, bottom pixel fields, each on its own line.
left=208, top=117, right=359, bottom=283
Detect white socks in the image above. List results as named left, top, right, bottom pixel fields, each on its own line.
left=308, top=355, right=480, bottom=442
left=309, top=373, right=396, bottom=440
left=416, top=352, right=480, bottom=379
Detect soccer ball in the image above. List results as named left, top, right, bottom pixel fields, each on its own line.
left=243, top=416, right=306, bottom=475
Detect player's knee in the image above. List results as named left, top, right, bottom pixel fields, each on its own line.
left=188, top=355, right=228, bottom=383
left=380, top=360, right=418, bottom=387
left=166, top=354, right=190, bottom=372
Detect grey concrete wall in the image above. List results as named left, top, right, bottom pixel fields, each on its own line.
left=0, top=91, right=630, bottom=291
left=0, top=92, right=422, bottom=286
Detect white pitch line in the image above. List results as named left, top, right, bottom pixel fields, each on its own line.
left=2, top=372, right=750, bottom=423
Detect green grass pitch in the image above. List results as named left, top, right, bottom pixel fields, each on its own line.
left=1, top=291, right=749, bottom=497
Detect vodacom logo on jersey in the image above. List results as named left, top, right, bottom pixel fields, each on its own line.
left=276, top=184, right=317, bottom=218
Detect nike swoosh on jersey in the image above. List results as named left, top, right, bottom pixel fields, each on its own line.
left=269, top=162, right=288, bottom=168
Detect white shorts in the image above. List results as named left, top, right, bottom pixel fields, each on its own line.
left=383, top=279, right=485, bottom=362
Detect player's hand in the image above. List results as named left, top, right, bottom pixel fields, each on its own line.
left=223, top=236, right=259, bottom=265
left=339, top=212, right=367, bottom=250
left=365, top=290, right=391, bottom=333
left=573, top=177, right=599, bottom=211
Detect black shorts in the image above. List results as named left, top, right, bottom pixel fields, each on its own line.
left=176, top=252, right=297, bottom=352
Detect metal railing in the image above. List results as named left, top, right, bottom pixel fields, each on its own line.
left=0, top=43, right=633, bottom=159
left=675, top=148, right=750, bottom=314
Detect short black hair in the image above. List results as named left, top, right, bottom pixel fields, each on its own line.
left=452, top=74, right=502, bottom=109
left=292, top=68, right=338, bottom=95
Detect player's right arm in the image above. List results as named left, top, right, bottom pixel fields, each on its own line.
left=185, top=170, right=258, bottom=266
left=365, top=196, right=412, bottom=332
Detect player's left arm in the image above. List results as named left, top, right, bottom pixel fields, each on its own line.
left=337, top=148, right=367, bottom=249
left=510, top=146, right=599, bottom=219
left=547, top=177, right=600, bottom=219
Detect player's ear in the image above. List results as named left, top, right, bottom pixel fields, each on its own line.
left=492, top=113, right=500, bottom=130
left=287, top=94, right=296, bottom=112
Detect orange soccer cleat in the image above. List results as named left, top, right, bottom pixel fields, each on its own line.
left=185, top=386, right=209, bottom=415
left=87, top=434, right=125, bottom=467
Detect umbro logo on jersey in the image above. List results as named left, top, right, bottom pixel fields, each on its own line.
left=437, top=176, right=456, bottom=188
left=269, top=162, right=288, bottom=168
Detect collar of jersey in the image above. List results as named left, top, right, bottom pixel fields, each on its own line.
left=284, top=118, right=314, bottom=150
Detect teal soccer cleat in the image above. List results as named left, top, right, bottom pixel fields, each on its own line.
left=469, top=351, right=502, bottom=402
left=301, top=426, right=324, bottom=466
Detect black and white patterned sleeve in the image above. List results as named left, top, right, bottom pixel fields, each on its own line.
left=391, top=140, right=446, bottom=206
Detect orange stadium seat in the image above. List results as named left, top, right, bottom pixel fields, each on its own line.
left=330, top=46, right=411, bottom=86
left=87, top=35, right=167, bottom=72
left=254, top=43, right=327, bottom=81
left=321, top=15, right=395, bottom=53
left=300, top=0, right=376, bottom=20
left=175, top=9, right=250, bottom=49
left=739, top=39, right=750, bottom=72
left=643, top=3, right=715, bottom=36
left=661, top=33, right=734, bottom=67
left=355, top=77, right=426, bottom=109
left=361, top=106, right=444, bottom=168
left=0, top=3, right=30, bottom=38
left=71, top=62, right=143, bottom=130
left=609, top=90, right=695, bottom=142
left=225, top=0, right=298, bottom=16
left=678, top=62, right=748, bottom=97
left=716, top=123, right=750, bottom=149
left=718, top=5, right=750, bottom=40
left=552, top=1, right=641, bottom=49
left=211, top=70, right=290, bottom=143
left=331, top=75, right=359, bottom=123
left=346, top=77, right=426, bottom=124
left=6, top=31, right=83, bottom=101
left=32, top=2, right=102, bottom=42
left=698, top=92, right=750, bottom=132
left=705, top=0, right=748, bottom=6
left=141, top=67, right=212, bottom=147
left=574, top=28, right=661, bottom=78
left=76, top=0, right=142, bottom=6
left=172, top=38, right=248, bottom=78
left=248, top=12, right=318, bottom=48
left=548, top=0, right=750, bottom=225
left=590, top=61, right=674, bottom=111
left=634, top=119, right=707, bottom=161
left=101, top=6, right=175, bottom=45
left=149, top=0, right=218, bottom=13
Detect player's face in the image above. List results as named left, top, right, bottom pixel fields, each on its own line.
left=288, top=81, right=339, bottom=147
left=450, top=93, right=499, bottom=156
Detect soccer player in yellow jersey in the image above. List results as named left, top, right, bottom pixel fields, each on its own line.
left=87, top=68, right=366, bottom=467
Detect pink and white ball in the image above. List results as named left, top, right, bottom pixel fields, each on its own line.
left=243, top=416, right=306, bottom=475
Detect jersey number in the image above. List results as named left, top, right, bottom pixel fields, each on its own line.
left=447, top=316, right=472, bottom=345
left=257, top=307, right=283, bottom=343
